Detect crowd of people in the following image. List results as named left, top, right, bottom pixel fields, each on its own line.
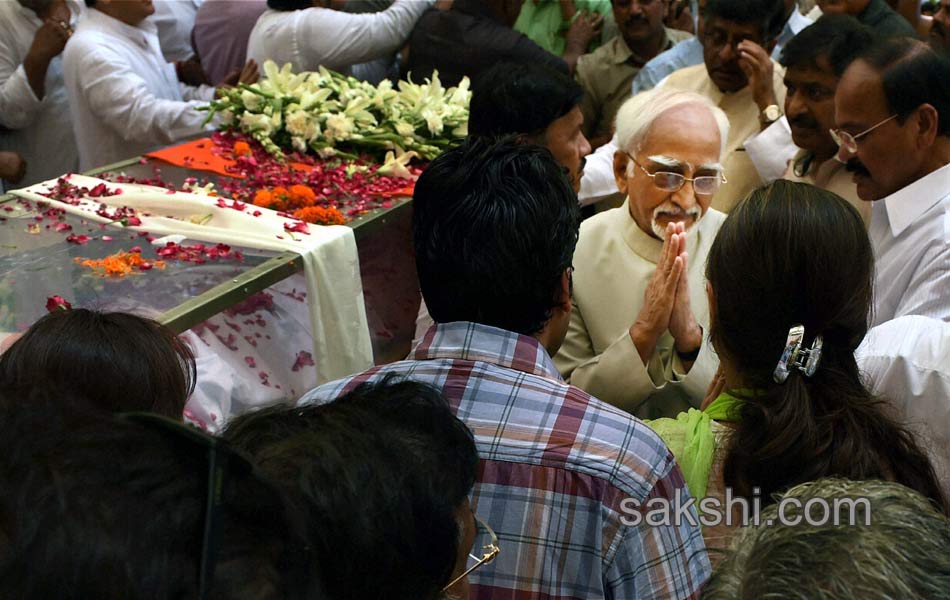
left=2, top=0, right=950, bottom=598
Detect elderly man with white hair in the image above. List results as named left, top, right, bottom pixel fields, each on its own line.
left=555, top=87, right=729, bottom=418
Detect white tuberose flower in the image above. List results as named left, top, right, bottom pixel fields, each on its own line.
left=240, top=89, right=262, bottom=112
left=240, top=112, right=273, bottom=136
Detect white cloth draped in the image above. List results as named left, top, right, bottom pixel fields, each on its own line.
left=10, top=174, right=374, bottom=391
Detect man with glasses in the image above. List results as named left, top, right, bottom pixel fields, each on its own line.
left=300, top=137, right=711, bottom=599
left=556, top=88, right=728, bottom=418
left=833, top=36, right=950, bottom=325
left=578, top=0, right=787, bottom=211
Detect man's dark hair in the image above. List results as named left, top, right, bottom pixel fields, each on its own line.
left=412, top=136, right=580, bottom=335
left=469, top=62, right=584, bottom=140
left=84, top=0, right=94, bottom=6
left=706, top=180, right=947, bottom=514
left=779, top=14, right=876, bottom=75
left=224, top=376, right=479, bottom=600
left=704, top=0, right=787, bottom=41
left=856, top=36, right=950, bottom=135
left=0, top=393, right=315, bottom=599
left=267, top=0, right=312, bottom=10
left=0, top=309, right=196, bottom=419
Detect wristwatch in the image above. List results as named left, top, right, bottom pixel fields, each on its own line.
left=760, top=104, right=782, bottom=125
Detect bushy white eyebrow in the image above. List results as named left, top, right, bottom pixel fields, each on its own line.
left=647, top=155, right=687, bottom=169
left=647, top=156, right=725, bottom=174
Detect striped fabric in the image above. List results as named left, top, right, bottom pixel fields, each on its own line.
left=299, top=322, right=711, bottom=599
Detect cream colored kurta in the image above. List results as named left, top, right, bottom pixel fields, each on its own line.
left=554, top=199, right=726, bottom=419
left=663, top=63, right=787, bottom=213
left=783, top=149, right=872, bottom=227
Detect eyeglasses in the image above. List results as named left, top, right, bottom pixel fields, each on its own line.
left=118, top=412, right=236, bottom=600
left=625, top=153, right=726, bottom=196
left=441, top=516, right=500, bottom=592
left=829, top=114, right=898, bottom=155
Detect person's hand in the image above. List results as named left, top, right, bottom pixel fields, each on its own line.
left=565, top=10, right=604, bottom=53
left=559, top=0, right=578, bottom=21
left=176, top=57, right=210, bottom=86
left=630, top=223, right=685, bottom=364
left=737, top=40, right=778, bottom=111
left=0, top=152, right=27, bottom=184
left=220, top=59, right=259, bottom=88
left=665, top=0, right=695, bottom=34
left=700, top=366, right=726, bottom=411
left=27, top=18, right=70, bottom=63
left=667, top=222, right=703, bottom=360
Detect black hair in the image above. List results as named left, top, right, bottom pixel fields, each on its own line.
left=469, top=62, right=584, bottom=140
left=412, top=136, right=580, bottom=335
left=0, top=309, right=196, bottom=419
left=856, top=36, right=950, bottom=135
left=706, top=180, right=947, bottom=513
left=224, top=376, right=479, bottom=600
left=84, top=0, right=94, bottom=6
left=0, top=392, right=315, bottom=599
left=266, top=0, right=312, bottom=10
left=704, top=0, right=787, bottom=41
left=779, top=14, right=877, bottom=75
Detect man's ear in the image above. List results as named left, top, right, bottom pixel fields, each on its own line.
left=613, top=150, right=630, bottom=195
left=557, top=268, right=573, bottom=311
left=915, top=103, right=940, bottom=150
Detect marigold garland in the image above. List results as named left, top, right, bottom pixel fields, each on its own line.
left=75, top=251, right=166, bottom=277
left=293, top=206, right=345, bottom=226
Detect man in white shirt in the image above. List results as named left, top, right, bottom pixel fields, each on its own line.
left=834, top=37, right=950, bottom=326
left=63, top=0, right=252, bottom=171
left=246, top=0, right=432, bottom=77
left=857, top=315, right=950, bottom=498
left=554, top=87, right=729, bottom=418
left=0, top=0, right=82, bottom=187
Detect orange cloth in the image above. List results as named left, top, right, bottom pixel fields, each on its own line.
left=145, top=138, right=415, bottom=198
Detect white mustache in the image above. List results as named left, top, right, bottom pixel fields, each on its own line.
left=651, top=201, right=701, bottom=239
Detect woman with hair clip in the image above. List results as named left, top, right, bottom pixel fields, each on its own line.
left=645, top=179, right=948, bottom=559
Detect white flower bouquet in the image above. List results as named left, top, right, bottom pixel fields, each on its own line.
left=203, top=61, right=471, bottom=163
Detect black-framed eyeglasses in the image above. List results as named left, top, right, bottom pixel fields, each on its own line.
left=118, top=412, right=233, bottom=600
left=441, top=516, right=500, bottom=592
left=624, top=152, right=726, bottom=196
left=829, top=114, right=898, bottom=155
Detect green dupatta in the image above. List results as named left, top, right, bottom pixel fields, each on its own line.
left=645, top=392, right=745, bottom=498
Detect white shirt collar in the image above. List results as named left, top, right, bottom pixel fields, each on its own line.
left=882, top=162, right=950, bottom=237
left=786, top=8, right=813, bottom=35
left=85, top=8, right=158, bottom=49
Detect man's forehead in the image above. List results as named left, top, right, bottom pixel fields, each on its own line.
left=706, top=17, right=764, bottom=39
left=785, top=59, right=839, bottom=83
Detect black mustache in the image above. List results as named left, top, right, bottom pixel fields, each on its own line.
left=623, top=16, right=648, bottom=27
left=933, top=20, right=945, bottom=36
left=788, top=115, right=819, bottom=130
left=845, top=159, right=870, bottom=176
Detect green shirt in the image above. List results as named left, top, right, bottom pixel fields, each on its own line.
left=514, top=0, right=615, bottom=55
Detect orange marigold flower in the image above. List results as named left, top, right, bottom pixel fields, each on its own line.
left=75, top=252, right=166, bottom=278
left=289, top=184, right=317, bottom=207
left=293, top=206, right=346, bottom=226
left=252, top=189, right=287, bottom=211
left=233, top=141, right=252, bottom=157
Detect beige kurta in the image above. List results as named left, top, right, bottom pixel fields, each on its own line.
left=663, top=63, right=787, bottom=213
left=554, top=199, right=725, bottom=419
left=783, top=149, right=872, bottom=227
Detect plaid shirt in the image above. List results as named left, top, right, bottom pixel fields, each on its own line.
left=299, top=322, right=711, bottom=599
